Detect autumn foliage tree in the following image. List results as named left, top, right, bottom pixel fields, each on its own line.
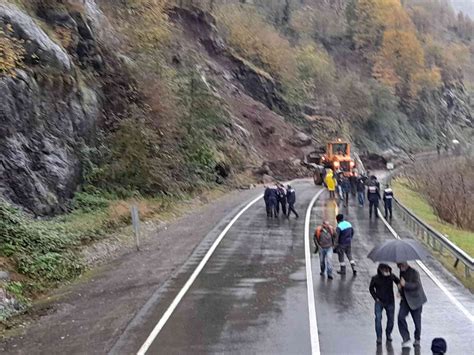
left=373, top=30, right=441, bottom=99
left=215, top=4, right=297, bottom=87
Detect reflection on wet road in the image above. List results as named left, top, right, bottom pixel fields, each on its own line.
left=147, top=181, right=317, bottom=354
left=311, top=192, right=474, bottom=355
left=122, top=180, right=473, bottom=354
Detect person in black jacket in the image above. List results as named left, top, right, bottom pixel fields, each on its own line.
left=367, top=176, right=381, bottom=218
left=276, top=183, right=287, bottom=217
left=397, top=262, right=427, bottom=348
left=369, top=263, right=400, bottom=344
left=264, top=185, right=278, bottom=218
left=286, top=185, right=299, bottom=219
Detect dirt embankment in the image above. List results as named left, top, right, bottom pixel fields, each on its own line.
left=169, top=6, right=313, bottom=182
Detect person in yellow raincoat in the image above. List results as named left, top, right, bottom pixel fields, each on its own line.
left=324, top=169, right=337, bottom=198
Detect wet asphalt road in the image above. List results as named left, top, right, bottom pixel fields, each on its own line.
left=112, top=180, right=474, bottom=354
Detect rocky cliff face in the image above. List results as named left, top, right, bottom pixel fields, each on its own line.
left=1, top=1, right=472, bottom=215
left=0, top=2, right=311, bottom=215
left=0, top=2, right=103, bottom=215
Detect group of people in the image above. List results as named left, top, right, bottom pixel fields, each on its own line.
left=324, top=169, right=394, bottom=219
left=263, top=183, right=299, bottom=219
left=369, top=262, right=428, bottom=349
left=314, top=215, right=433, bottom=351
left=314, top=214, right=356, bottom=279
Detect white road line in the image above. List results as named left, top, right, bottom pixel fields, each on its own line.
left=304, top=189, right=324, bottom=355
left=136, top=194, right=263, bottom=355
left=378, top=209, right=474, bottom=323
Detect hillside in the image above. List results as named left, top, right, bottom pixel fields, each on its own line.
left=451, top=0, right=474, bottom=18
left=1, top=0, right=473, bottom=215
left=0, top=0, right=473, bottom=317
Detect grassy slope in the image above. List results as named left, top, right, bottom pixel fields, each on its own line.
left=393, top=181, right=474, bottom=257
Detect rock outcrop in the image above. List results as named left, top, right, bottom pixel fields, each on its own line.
left=0, top=2, right=100, bottom=215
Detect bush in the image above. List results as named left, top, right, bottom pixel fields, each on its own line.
left=215, top=4, right=297, bottom=87
left=402, top=157, right=474, bottom=231
left=72, top=192, right=110, bottom=213
left=296, top=44, right=336, bottom=98
left=337, top=72, right=373, bottom=124
left=0, top=26, right=24, bottom=76
left=0, top=202, right=84, bottom=284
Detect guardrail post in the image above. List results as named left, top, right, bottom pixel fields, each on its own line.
left=465, top=265, right=470, bottom=278
left=454, top=258, right=459, bottom=269
left=131, top=205, right=141, bottom=251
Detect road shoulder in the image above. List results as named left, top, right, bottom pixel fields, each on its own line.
left=0, top=187, right=260, bottom=354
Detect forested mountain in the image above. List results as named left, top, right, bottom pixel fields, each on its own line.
left=451, top=0, right=474, bottom=18
left=0, top=0, right=473, bottom=215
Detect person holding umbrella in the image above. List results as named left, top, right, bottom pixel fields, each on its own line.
left=397, top=262, right=427, bottom=349
left=368, top=239, right=429, bottom=349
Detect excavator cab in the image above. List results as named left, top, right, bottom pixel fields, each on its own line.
left=305, top=138, right=356, bottom=185
left=328, top=142, right=349, bottom=158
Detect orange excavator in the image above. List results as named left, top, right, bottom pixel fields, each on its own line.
left=305, top=138, right=357, bottom=185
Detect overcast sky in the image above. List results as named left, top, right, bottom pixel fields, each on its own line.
left=451, top=0, right=474, bottom=18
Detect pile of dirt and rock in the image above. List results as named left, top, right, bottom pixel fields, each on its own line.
left=253, top=159, right=309, bottom=183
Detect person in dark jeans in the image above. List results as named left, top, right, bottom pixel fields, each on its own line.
left=314, top=221, right=336, bottom=279
left=286, top=185, right=299, bottom=219
left=383, top=184, right=394, bottom=219
left=356, top=177, right=365, bottom=207
left=265, top=185, right=278, bottom=218
left=335, top=213, right=356, bottom=275
left=369, top=264, right=400, bottom=344
left=367, top=176, right=381, bottom=218
left=276, top=183, right=287, bottom=217
left=397, top=262, right=427, bottom=348
left=341, top=176, right=351, bottom=207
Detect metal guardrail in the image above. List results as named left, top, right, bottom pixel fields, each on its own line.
left=383, top=171, right=473, bottom=279
left=393, top=199, right=473, bottom=278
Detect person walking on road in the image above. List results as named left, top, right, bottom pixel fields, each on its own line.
left=286, top=185, right=299, bottom=219
left=324, top=170, right=337, bottom=199
left=264, top=184, right=278, bottom=218
left=349, top=173, right=357, bottom=196
left=367, top=176, right=381, bottom=218
left=276, top=183, right=287, bottom=217
left=341, top=175, right=351, bottom=207
left=397, top=262, right=427, bottom=349
left=336, top=173, right=344, bottom=202
left=335, top=213, right=357, bottom=275
left=314, top=221, right=336, bottom=279
left=357, top=176, right=366, bottom=207
left=369, top=263, right=400, bottom=344
left=383, top=184, right=394, bottom=219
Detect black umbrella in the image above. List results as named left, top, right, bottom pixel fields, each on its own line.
left=367, top=239, right=429, bottom=263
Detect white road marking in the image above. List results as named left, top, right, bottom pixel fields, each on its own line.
left=136, top=194, right=264, bottom=355
left=305, top=189, right=324, bottom=355
left=378, top=210, right=474, bottom=323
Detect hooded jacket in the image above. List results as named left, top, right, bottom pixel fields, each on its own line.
left=369, top=264, right=400, bottom=305
left=324, top=171, right=336, bottom=191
